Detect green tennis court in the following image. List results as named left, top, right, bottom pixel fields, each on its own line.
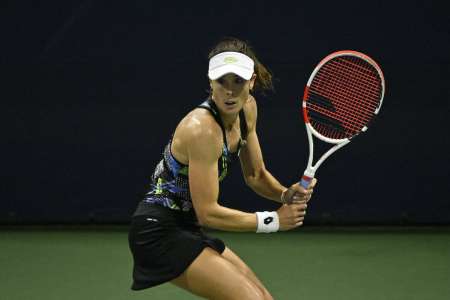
left=1, top=227, right=449, bottom=300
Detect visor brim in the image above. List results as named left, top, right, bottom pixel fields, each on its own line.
left=208, top=65, right=253, bottom=80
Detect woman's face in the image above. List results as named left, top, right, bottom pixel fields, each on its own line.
left=210, top=73, right=256, bottom=115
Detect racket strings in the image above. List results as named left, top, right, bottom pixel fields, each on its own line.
left=307, top=106, right=375, bottom=138
left=310, top=118, right=346, bottom=140
left=324, top=60, right=381, bottom=102
left=307, top=91, right=374, bottom=137
left=308, top=98, right=366, bottom=130
left=315, top=59, right=381, bottom=112
left=309, top=87, right=376, bottom=126
left=318, top=62, right=381, bottom=103
left=333, top=58, right=381, bottom=92
left=308, top=110, right=345, bottom=131
left=306, top=56, right=382, bottom=139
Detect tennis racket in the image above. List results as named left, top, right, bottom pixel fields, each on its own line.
left=300, top=50, right=385, bottom=189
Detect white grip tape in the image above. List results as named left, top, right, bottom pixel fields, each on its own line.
left=256, top=211, right=279, bottom=233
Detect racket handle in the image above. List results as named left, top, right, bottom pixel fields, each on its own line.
left=299, top=168, right=315, bottom=189
left=300, top=175, right=313, bottom=189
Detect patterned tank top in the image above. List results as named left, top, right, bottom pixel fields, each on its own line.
left=141, top=99, right=248, bottom=213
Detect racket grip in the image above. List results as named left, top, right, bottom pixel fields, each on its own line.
left=300, top=175, right=313, bottom=189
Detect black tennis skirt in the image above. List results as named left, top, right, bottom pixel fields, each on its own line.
left=128, top=202, right=226, bottom=290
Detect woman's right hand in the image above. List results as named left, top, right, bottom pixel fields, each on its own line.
left=277, top=201, right=308, bottom=231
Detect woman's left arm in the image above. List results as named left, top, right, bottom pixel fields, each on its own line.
left=239, top=96, right=315, bottom=203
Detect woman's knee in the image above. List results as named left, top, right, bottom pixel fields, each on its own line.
left=235, top=278, right=265, bottom=300
left=221, top=248, right=273, bottom=299
left=243, top=278, right=272, bottom=300
left=171, top=247, right=265, bottom=300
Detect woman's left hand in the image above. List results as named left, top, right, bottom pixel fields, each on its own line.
left=282, top=178, right=317, bottom=204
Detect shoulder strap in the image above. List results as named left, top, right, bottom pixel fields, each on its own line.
left=239, top=108, right=248, bottom=143
left=197, top=99, right=228, bottom=147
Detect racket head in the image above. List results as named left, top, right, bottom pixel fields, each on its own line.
left=302, top=50, right=385, bottom=144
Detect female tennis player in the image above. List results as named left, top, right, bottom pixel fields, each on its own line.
left=128, top=37, right=316, bottom=300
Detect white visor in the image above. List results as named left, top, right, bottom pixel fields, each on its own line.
left=208, top=51, right=254, bottom=80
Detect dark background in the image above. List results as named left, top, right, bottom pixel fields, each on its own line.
left=2, top=0, right=449, bottom=225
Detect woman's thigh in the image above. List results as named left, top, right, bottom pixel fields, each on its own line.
left=171, top=247, right=264, bottom=300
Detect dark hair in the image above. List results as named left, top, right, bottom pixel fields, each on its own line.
left=208, top=37, right=274, bottom=94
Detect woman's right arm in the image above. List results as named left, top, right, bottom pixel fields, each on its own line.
left=186, top=120, right=257, bottom=231
left=184, top=117, right=306, bottom=232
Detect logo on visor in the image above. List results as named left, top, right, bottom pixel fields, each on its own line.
left=224, top=57, right=238, bottom=64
